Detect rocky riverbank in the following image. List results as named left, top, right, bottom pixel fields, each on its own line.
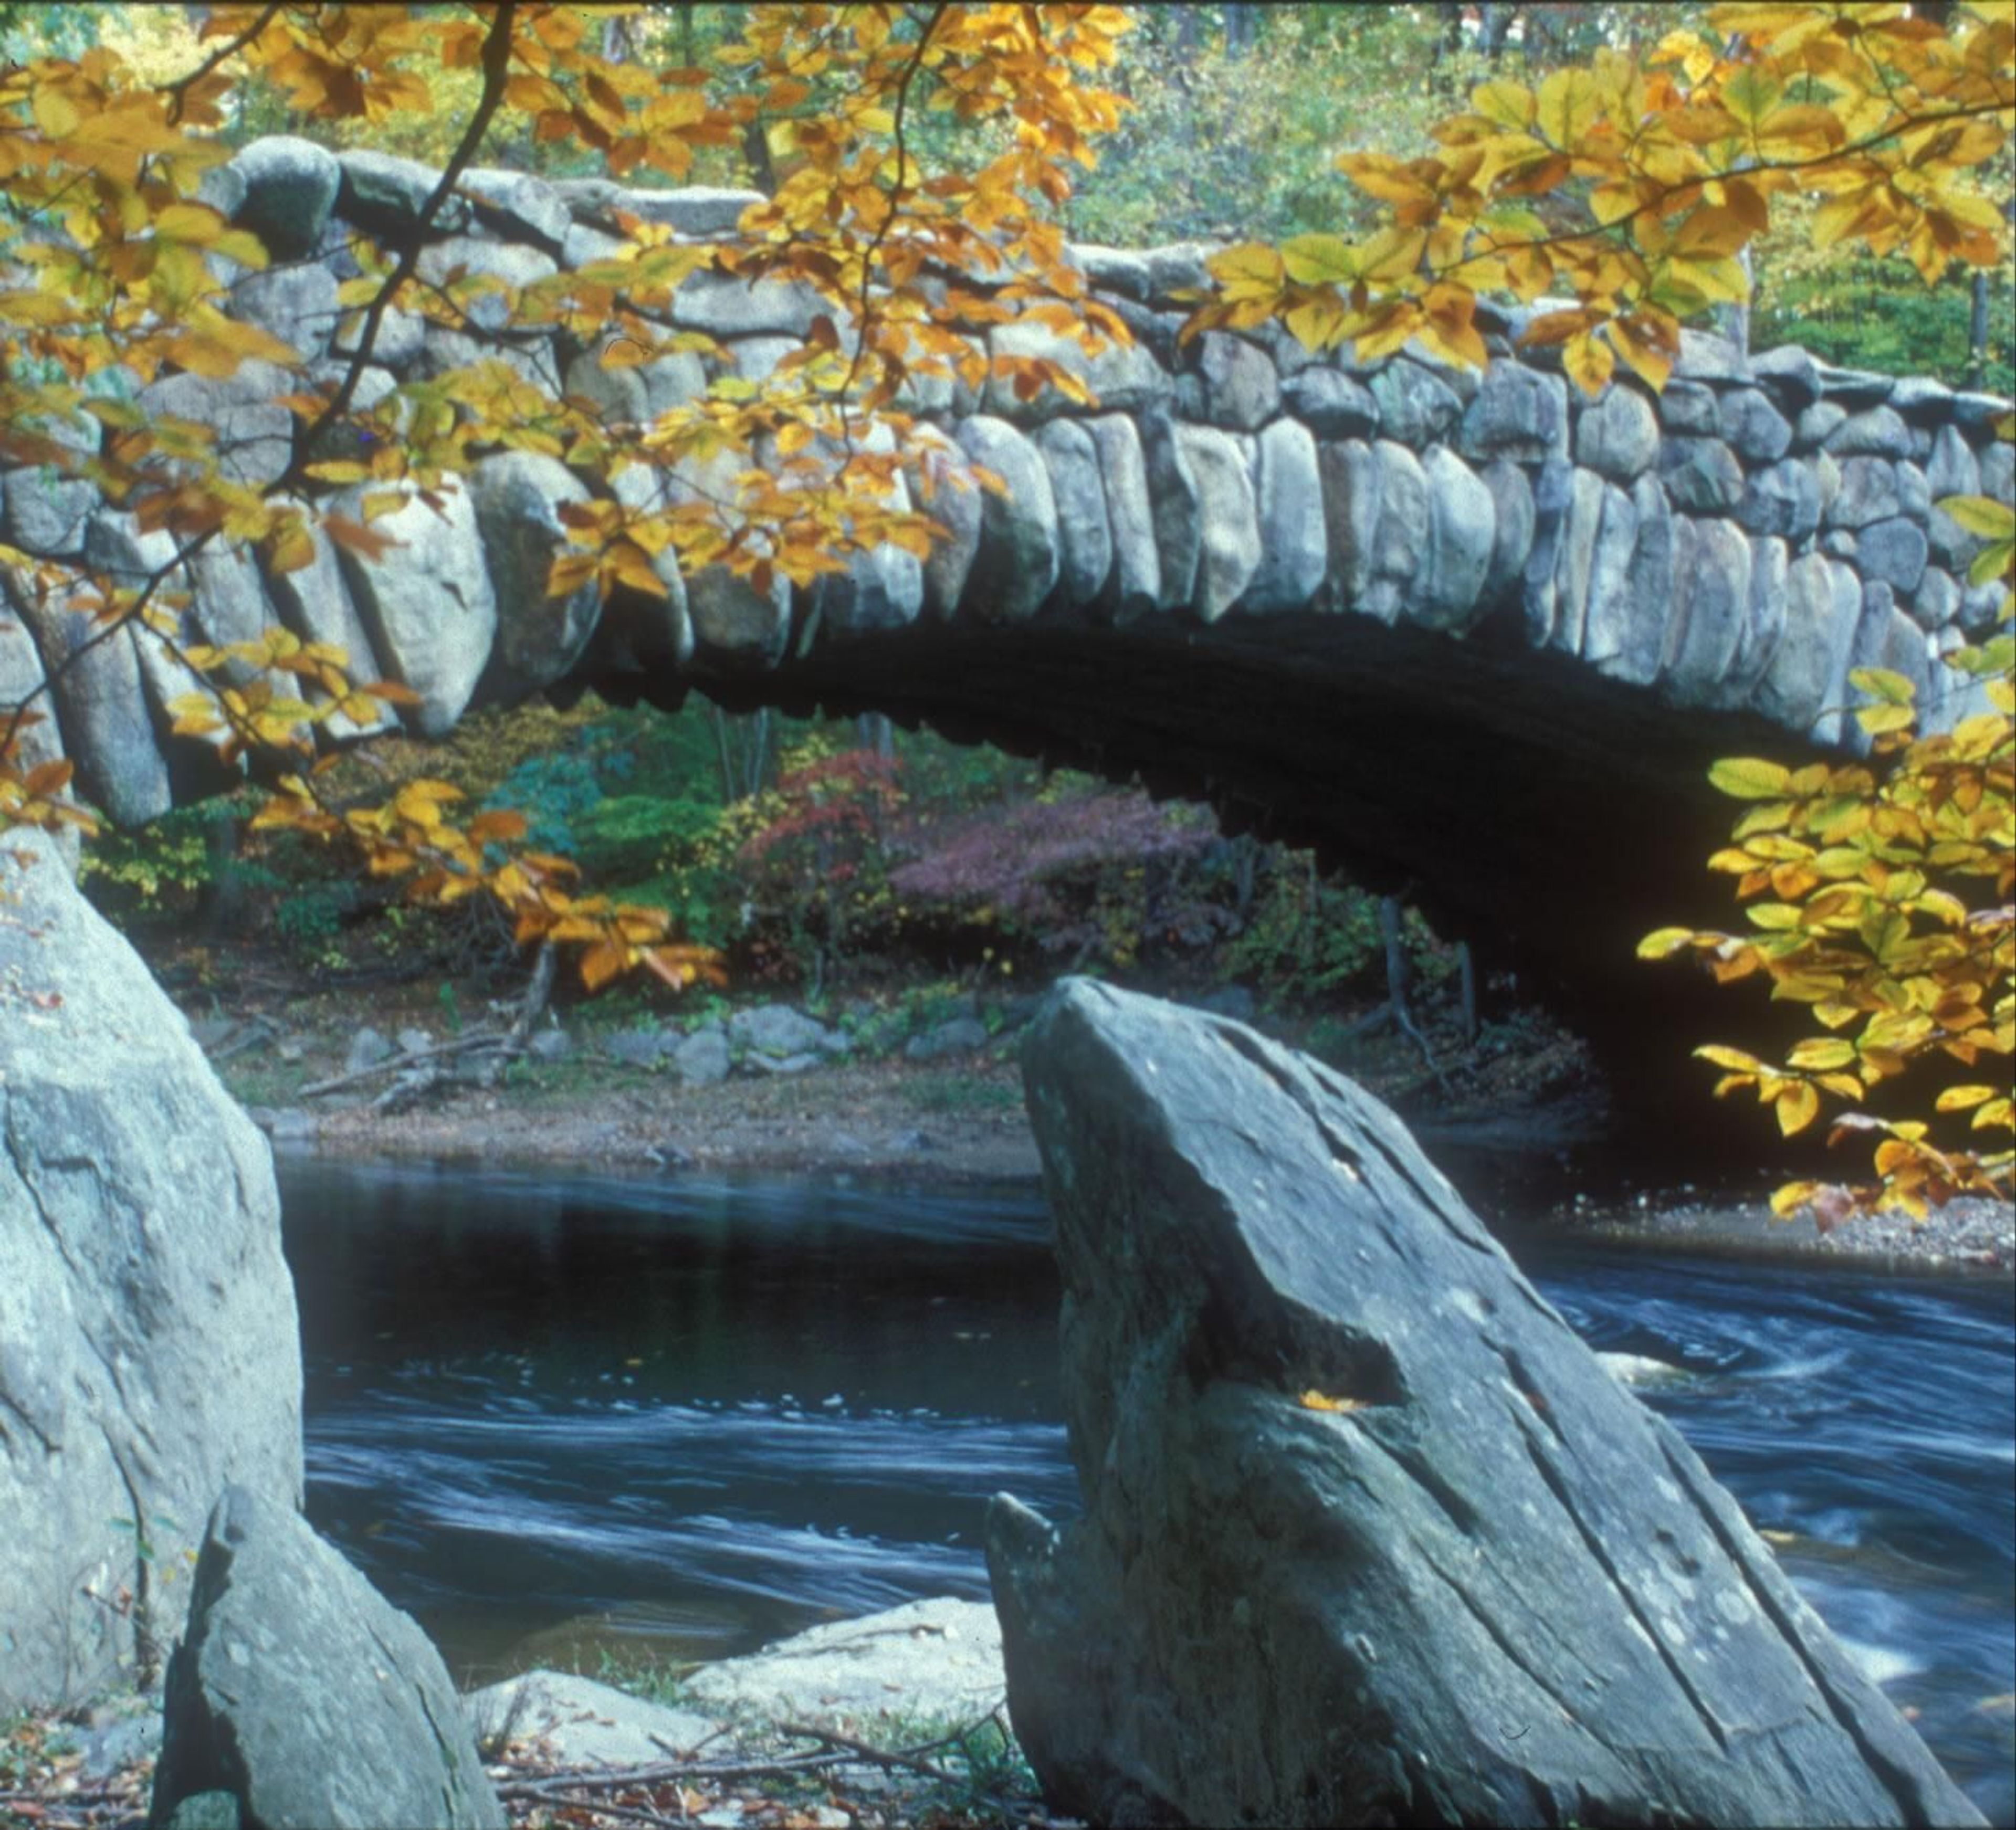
left=1540, top=1186, right=2014, bottom=1276
left=177, top=959, right=1600, bottom=1187
left=1, top=1601, right=1046, bottom=1830
left=186, top=972, right=2012, bottom=1276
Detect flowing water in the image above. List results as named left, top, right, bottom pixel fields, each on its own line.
left=278, top=1159, right=2014, bottom=1821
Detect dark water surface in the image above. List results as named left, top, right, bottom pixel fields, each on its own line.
left=278, top=1159, right=2014, bottom=1821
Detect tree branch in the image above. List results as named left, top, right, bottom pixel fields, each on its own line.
left=158, top=3, right=284, bottom=127
left=276, top=0, right=520, bottom=491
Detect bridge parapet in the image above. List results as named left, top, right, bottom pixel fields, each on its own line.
left=2, top=134, right=2010, bottom=829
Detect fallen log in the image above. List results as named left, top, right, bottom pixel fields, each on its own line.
left=298, top=1029, right=507, bottom=1098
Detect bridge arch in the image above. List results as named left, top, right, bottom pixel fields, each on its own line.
left=4, top=139, right=2009, bottom=1120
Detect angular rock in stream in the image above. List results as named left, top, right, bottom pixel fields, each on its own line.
left=988, top=980, right=1984, bottom=1828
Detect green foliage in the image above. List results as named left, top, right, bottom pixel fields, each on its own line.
left=1755, top=261, right=2013, bottom=390
left=890, top=728, right=1041, bottom=814
left=852, top=1708, right=1037, bottom=1813
left=1065, top=3, right=1710, bottom=249
left=1220, top=858, right=1384, bottom=1007
left=1402, top=905, right=1464, bottom=987
left=1067, top=8, right=1443, bottom=246
left=0, top=2, right=103, bottom=64
left=472, top=700, right=749, bottom=948
left=76, top=803, right=222, bottom=916
left=1219, top=856, right=1461, bottom=1011
left=480, top=748, right=606, bottom=859
left=80, top=680, right=1475, bottom=1029
left=575, top=795, right=721, bottom=881
left=272, top=881, right=350, bottom=955
left=591, top=1646, right=695, bottom=1709
left=837, top=980, right=984, bottom=1057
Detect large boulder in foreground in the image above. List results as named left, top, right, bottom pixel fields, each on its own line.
left=150, top=1485, right=503, bottom=1830
left=0, top=830, right=302, bottom=1713
left=989, top=981, right=1983, bottom=1828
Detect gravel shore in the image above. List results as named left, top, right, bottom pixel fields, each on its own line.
left=1539, top=1190, right=2014, bottom=1276
left=255, top=1049, right=2014, bottom=1278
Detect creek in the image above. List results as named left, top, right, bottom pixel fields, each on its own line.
left=277, top=1159, right=2014, bottom=1822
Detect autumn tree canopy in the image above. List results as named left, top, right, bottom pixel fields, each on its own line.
left=0, top=1, right=2010, bottom=1211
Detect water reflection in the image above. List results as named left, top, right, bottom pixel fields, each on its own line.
left=278, top=1160, right=2013, bottom=1820
left=285, top=1163, right=1072, bottom=1671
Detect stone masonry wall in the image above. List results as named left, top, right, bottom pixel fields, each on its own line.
left=2, top=135, right=2010, bottom=827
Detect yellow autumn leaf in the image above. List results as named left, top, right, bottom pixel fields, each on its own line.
left=1563, top=331, right=1613, bottom=395
left=1770, top=1181, right=1823, bottom=1218
left=1940, top=496, right=2016, bottom=539
left=1777, top=1081, right=1822, bottom=1136
left=1854, top=702, right=1917, bottom=738
left=1672, top=206, right=1751, bottom=259
left=1849, top=667, right=1918, bottom=706
left=1663, top=255, right=1750, bottom=307
left=1696, top=1044, right=1768, bottom=1072
left=1472, top=80, right=1535, bottom=131
left=1709, top=757, right=1792, bottom=800
left=1280, top=234, right=1358, bottom=287
left=154, top=202, right=225, bottom=245
left=1536, top=67, right=1601, bottom=149
left=1205, top=243, right=1286, bottom=291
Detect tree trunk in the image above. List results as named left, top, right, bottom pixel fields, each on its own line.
left=742, top=120, right=777, bottom=197
left=1436, top=1, right=1466, bottom=59
left=1969, top=269, right=1989, bottom=390
left=1230, top=833, right=1258, bottom=930
left=197, top=809, right=244, bottom=941
left=711, top=702, right=737, bottom=803
left=856, top=710, right=894, bottom=761
left=711, top=704, right=773, bottom=801
left=1475, top=2, right=1514, bottom=60
left=1378, top=893, right=1412, bottom=1029
left=1299, top=853, right=1320, bottom=979
left=1720, top=244, right=1755, bottom=354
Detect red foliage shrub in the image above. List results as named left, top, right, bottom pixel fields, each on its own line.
left=889, top=783, right=1220, bottom=964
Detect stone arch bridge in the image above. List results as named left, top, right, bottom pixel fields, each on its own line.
left=4, top=138, right=2010, bottom=1104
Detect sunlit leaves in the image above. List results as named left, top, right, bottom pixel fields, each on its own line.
left=1298, top=1390, right=1372, bottom=1415
left=1182, top=0, right=2012, bottom=394
left=1708, top=758, right=1793, bottom=800
left=1645, top=512, right=2014, bottom=1222
left=3, top=1, right=1148, bottom=1001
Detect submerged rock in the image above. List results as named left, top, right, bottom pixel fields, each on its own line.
left=989, top=980, right=1983, bottom=1828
